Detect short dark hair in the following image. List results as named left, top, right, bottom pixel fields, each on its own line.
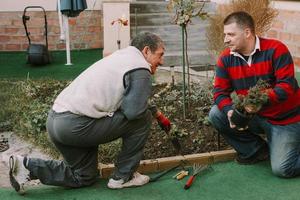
left=130, top=32, right=164, bottom=52
left=223, top=11, right=255, bottom=33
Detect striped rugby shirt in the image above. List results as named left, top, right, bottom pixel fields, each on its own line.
left=213, top=37, right=300, bottom=125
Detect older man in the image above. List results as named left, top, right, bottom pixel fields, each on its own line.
left=9, top=32, right=171, bottom=194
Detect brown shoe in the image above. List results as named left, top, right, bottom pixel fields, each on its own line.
left=235, top=144, right=269, bottom=165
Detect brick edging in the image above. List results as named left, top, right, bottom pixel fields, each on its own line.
left=99, top=149, right=236, bottom=178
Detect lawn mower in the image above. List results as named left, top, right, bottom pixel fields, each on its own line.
left=22, top=6, right=51, bottom=66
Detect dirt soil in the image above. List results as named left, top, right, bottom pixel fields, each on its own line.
left=99, top=70, right=230, bottom=163
left=0, top=132, right=50, bottom=188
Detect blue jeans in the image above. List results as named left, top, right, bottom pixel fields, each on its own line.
left=209, top=105, right=300, bottom=178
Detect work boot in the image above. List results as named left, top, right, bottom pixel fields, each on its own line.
left=9, top=155, right=30, bottom=195
left=107, top=172, right=150, bottom=189
left=235, top=143, right=269, bottom=165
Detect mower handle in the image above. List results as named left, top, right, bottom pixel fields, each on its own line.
left=22, top=6, right=48, bottom=47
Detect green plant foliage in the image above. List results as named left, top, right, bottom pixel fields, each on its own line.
left=0, top=80, right=23, bottom=131
left=168, top=0, right=208, bottom=26
left=231, top=79, right=270, bottom=114
left=2, top=79, right=216, bottom=163
left=151, top=80, right=214, bottom=138
left=98, top=139, right=122, bottom=163
left=3, top=79, right=69, bottom=158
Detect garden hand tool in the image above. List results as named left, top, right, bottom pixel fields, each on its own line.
left=184, top=164, right=209, bottom=190
left=150, top=107, right=182, bottom=153
left=157, top=112, right=181, bottom=153
left=173, top=170, right=189, bottom=180
left=149, top=164, right=181, bottom=182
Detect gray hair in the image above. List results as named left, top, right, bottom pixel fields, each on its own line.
left=130, top=32, right=164, bottom=52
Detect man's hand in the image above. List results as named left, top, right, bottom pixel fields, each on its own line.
left=156, top=111, right=171, bottom=132
left=227, top=110, right=248, bottom=131
left=227, top=110, right=235, bottom=129
left=244, top=104, right=261, bottom=114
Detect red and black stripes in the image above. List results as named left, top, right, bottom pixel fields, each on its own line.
left=213, top=37, right=300, bottom=125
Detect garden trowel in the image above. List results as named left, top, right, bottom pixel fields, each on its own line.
left=170, top=136, right=181, bottom=154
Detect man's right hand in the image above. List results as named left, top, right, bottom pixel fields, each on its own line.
left=227, top=110, right=248, bottom=131
left=227, top=110, right=236, bottom=129
left=156, top=111, right=171, bottom=132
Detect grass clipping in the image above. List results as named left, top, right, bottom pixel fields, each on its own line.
left=206, top=0, right=278, bottom=56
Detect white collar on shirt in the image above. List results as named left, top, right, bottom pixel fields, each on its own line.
left=230, top=35, right=260, bottom=66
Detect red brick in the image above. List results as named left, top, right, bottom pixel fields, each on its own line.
left=68, top=18, right=77, bottom=26
left=74, top=43, right=86, bottom=49
left=10, top=36, right=28, bottom=43
left=48, top=26, right=61, bottom=34
left=48, top=44, right=56, bottom=51
left=22, top=44, right=29, bottom=50
left=272, top=20, right=283, bottom=29
left=266, top=30, right=278, bottom=39
left=0, top=44, right=3, bottom=50
left=293, top=57, right=300, bottom=68
left=56, top=43, right=66, bottom=50
left=0, top=20, right=12, bottom=26
left=279, top=32, right=292, bottom=41
left=0, top=35, right=10, bottom=43
left=11, top=19, right=24, bottom=27
left=297, top=47, right=300, bottom=56
left=292, top=34, right=300, bottom=42
left=88, top=26, right=101, bottom=33
left=73, top=26, right=86, bottom=32
left=89, top=41, right=101, bottom=48
left=46, top=12, right=59, bottom=19
left=83, top=35, right=94, bottom=42
left=279, top=10, right=295, bottom=19
left=31, top=35, right=46, bottom=42
left=4, top=28, right=19, bottom=34
left=6, top=44, right=21, bottom=51
left=47, top=19, right=59, bottom=26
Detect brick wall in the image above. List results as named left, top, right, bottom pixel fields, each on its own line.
left=266, top=9, right=300, bottom=72
left=0, top=10, right=103, bottom=51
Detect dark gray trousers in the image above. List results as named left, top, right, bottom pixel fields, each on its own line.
left=27, top=109, right=151, bottom=188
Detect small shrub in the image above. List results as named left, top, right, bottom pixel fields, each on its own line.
left=231, top=79, right=270, bottom=114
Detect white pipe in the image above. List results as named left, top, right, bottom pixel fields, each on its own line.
left=57, top=0, right=66, bottom=41
left=63, top=14, right=72, bottom=65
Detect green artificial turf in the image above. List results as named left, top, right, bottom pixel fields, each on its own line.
left=0, top=49, right=102, bottom=80
left=1, top=161, right=300, bottom=200
left=296, top=72, right=300, bottom=83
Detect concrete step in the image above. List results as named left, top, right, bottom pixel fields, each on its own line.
left=130, top=1, right=215, bottom=14
left=163, top=50, right=214, bottom=67
left=130, top=1, right=169, bottom=14
left=130, top=24, right=208, bottom=39
left=163, top=39, right=208, bottom=52
left=130, top=13, right=173, bottom=26
left=129, top=0, right=217, bottom=68
left=130, top=13, right=210, bottom=26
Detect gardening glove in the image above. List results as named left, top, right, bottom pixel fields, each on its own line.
left=156, top=111, right=171, bottom=132
left=149, top=105, right=171, bottom=132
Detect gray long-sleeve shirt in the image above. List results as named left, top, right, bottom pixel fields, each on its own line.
left=120, top=69, right=152, bottom=120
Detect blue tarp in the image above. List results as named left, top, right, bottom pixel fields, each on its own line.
left=60, top=0, right=87, bottom=17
